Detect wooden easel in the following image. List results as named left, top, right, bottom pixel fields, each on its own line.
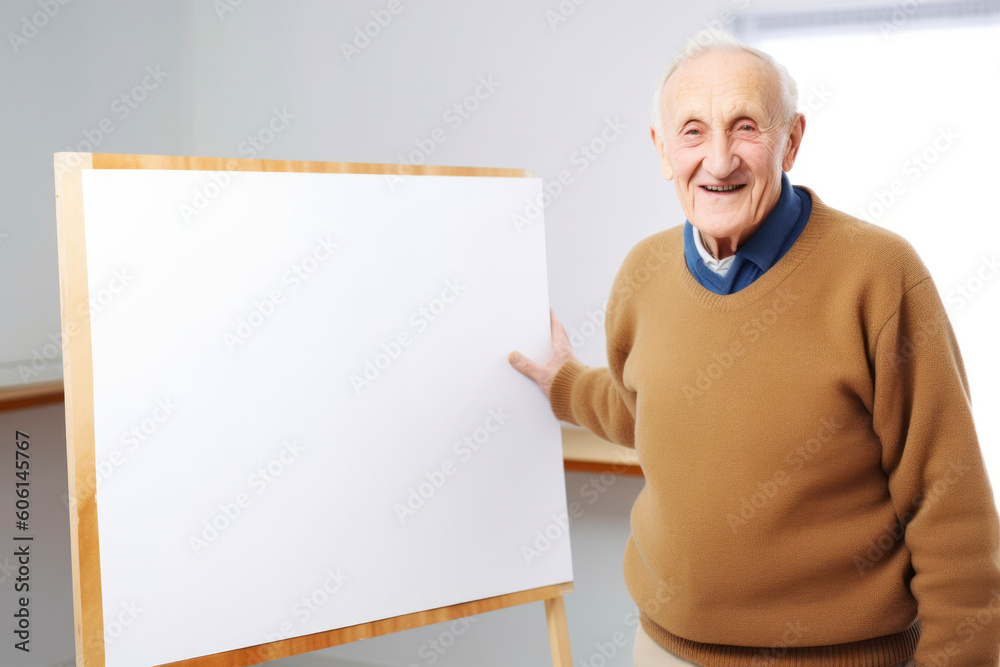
left=165, top=581, right=574, bottom=666
left=54, top=152, right=574, bottom=667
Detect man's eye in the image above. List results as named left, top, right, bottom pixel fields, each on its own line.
left=739, top=124, right=754, bottom=131
left=685, top=128, right=699, bottom=135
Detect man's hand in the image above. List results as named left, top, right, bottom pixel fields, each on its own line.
left=508, top=308, right=578, bottom=399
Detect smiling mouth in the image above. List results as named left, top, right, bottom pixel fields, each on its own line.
left=700, top=184, right=746, bottom=192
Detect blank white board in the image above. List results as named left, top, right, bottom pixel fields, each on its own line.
left=77, top=167, right=572, bottom=666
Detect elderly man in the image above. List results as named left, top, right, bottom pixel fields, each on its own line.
left=509, top=29, right=1000, bottom=667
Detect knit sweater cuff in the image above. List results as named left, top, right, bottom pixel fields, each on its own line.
left=549, top=359, right=586, bottom=425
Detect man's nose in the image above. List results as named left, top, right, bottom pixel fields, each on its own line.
left=703, top=134, right=738, bottom=178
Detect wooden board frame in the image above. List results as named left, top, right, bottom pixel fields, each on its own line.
left=54, top=152, right=574, bottom=667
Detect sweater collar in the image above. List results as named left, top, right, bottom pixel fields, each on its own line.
left=676, top=183, right=831, bottom=313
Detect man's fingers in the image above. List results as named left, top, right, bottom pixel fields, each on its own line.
left=549, top=308, right=564, bottom=338
left=510, top=310, right=575, bottom=396
left=508, top=350, right=542, bottom=384
left=552, top=316, right=570, bottom=347
left=549, top=309, right=572, bottom=355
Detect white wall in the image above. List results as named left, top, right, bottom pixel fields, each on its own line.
left=0, top=0, right=191, bottom=385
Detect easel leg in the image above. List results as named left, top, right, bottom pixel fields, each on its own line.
left=545, top=595, right=573, bottom=667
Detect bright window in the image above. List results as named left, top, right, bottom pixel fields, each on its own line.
left=737, top=4, right=1000, bottom=496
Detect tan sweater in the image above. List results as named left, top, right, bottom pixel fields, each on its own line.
left=549, top=187, right=1000, bottom=666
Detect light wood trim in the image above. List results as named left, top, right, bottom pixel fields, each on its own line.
left=89, top=152, right=533, bottom=179
left=159, top=582, right=574, bottom=667
left=545, top=594, right=574, bottom=667
left=54, top=152, right=104, bottom=666
left=562, top=427, right=642, bottom=476
left=0, top=381, right=63, bottom=412
left=564, top=458, right=642, bottom=476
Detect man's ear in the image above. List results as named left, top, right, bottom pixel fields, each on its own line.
left=781, top=113, right=805, bottom=172
left=650, top=126, right=673, bottom=180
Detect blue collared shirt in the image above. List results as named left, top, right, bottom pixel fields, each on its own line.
left=683, top=171, right=812, bottom=294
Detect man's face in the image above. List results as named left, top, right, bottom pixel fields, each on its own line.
left=650, top=50, right=804, bottom=242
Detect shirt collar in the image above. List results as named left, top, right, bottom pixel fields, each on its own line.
left=691, top=224, right=735, bottom=275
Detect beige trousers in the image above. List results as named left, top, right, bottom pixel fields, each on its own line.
left=633, top=623, right=916, bottom=667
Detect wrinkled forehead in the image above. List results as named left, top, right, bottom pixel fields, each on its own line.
left=662, top=50, right=784, bottom=128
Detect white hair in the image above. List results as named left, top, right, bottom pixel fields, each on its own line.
left=650, top=28, right=799, bottom=135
